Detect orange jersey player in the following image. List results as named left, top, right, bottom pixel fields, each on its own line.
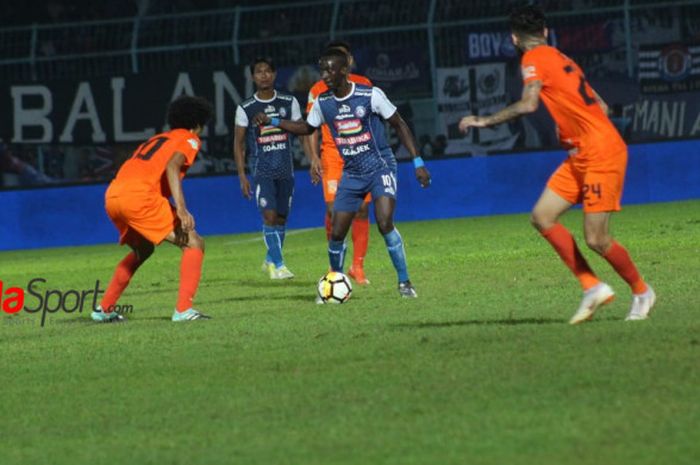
left=94, top=96, right=214, bottom=323
left=459, top=4, right=654, bottom=324
left=303, top=40, right=372, bottom=285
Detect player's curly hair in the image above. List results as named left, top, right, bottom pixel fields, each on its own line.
left=509, top=3, right=546, bottom=37
left=249, top=56, right=276, bottom=75
left=320, top=48, right=348, bottom=67
left=325, top=39, right=351, bottom=53
left=167, top=96, right=213, bottom=131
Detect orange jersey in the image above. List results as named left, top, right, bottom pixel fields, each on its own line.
left=307, top=74, right=372, bottom=167
left=521, top=45, right=625, bottom=158
left=109, top=128, right=201, bottom=197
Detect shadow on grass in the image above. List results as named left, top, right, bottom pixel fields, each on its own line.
left=393, top=314, right=625, bottom=329
left=393, top=317, right=565, bottom=329
left=199, top=294, right=313, bottom=305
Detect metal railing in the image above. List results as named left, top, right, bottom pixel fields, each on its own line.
left=1, top=0, right=699, bottom=82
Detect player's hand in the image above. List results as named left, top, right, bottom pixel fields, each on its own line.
left=415, top=166, right=431, bottom=188
left=239, top=176, right=252, bottom=199
left=177, top=206, right=195, bottom=233
left=252, top=112, right=271, bottom=126
left=458, top=115, right=487, bottom=133
left=309, top=157, right=322, bottom=185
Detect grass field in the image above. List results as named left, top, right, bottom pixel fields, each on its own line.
left=1, top=201, right=699, bottom=465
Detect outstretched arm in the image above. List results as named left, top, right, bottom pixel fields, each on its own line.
left=459, top=80, right=542, bottom=132
left=386, top=112, right=431, bottom=188
left=252, top=112, right=316, bottom=136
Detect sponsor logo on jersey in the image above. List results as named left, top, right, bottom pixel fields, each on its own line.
left=264, top=104, right=276, bottom=113
left=334, top=132, right=371, bottom=146
left=341, top=144, right=371, bottom=157
left=339, top=104, right=352, bottom=113
left=334, top=118, right=363, bottom=136
left=354, top=105, right=366, bottom=118
left=257, top=133, right=289, bottom=144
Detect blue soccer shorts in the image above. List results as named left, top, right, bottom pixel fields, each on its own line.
left=333, top=167, right=397, bottom=212
left=254, top=177, right=294, bottom=216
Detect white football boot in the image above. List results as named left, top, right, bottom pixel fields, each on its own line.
left=625, top=286, right=656, bottom=321
left=569, top=282, right=615, bottom=325
left=270, top=265, right=294, bottom=280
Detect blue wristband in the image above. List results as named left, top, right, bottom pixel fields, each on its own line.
left=269, top=117, right=280, bottom=127
left=413, top=156, right=425, bottom=169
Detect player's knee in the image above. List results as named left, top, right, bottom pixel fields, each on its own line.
left=530, top=210, right=554, bottom=231
left=376, top=218, right=394, bottom=235
left=189, top=232, right=205, bottom=252
left=585, top=234, right=610, bottom=255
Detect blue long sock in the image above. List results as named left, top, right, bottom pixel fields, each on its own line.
left=383, top=228, right=409, bottom=283
left=276, top=225, right=286, bottom=248
left=266, top=225, right=286, bottom=263
left=328, top=240, right=347, bottom=272
left=263, top=225, right=284, bottom=268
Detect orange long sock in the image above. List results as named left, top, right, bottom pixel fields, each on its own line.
left=324, top=215, right=332, bottom=241
left=541, top=223, right=600, bottom=290
left=176, top=248, right=204, bottom=312
left=351, top=217, right=369, bottom=269
left=101, top=252, right=142, bottom=312
left=603, top=241, right=647, bottom=294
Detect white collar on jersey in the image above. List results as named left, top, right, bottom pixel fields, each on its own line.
left=254, top=90, right=277, bottom=103
left=333, top=82, right=355, bottom=102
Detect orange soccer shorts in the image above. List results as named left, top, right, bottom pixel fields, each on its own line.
left=105, top=192, right=177, bottom=246
left=321, top=160, right=371, bottom=204
left=547, top=148, right=627, bottom=213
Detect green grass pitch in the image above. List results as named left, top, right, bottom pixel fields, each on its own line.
left=1, top=200, right=699, bottom=465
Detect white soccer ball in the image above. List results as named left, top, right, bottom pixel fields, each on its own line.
left=317, top=272, right=352, bottom=304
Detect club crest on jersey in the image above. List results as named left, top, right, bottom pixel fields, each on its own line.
left=334, top=119, right=363, bottom=136
left=354, top=106, right=366, bottom=118
left=339, top=104, right=352, bottom=114
left=187, top=138, right=199, bottom=150
left=279, top=107, right=287, bottom=117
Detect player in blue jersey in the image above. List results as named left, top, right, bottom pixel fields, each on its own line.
left=253, top=49, right=431, bottom=297
left=234, top=57, right=302, bottom=279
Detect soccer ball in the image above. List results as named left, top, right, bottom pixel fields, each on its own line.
left=317, top=272, right=352, bottom=304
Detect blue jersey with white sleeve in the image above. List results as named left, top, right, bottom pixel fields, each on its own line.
left=236, top=91, right=301, bottom=179
left=307, top=83, right=397, bottom=177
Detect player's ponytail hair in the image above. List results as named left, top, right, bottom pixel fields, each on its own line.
left=167, top=96, right=214, bottom=131
left=509, top=3, right=546, bottom=37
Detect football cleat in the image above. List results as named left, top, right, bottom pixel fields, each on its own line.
left=171, top=309, right=211, bottom=322
left=270, top=265, right=295, bottom=280
left=569, top=282, right=615, bottom=325
left=626, top=286, right=656, bottom=321
left=398, top=281, right=418, bottom=298
left=261, top=260, right=272, bottom=273
left=91, top=307, right=125, bottom=323
left=348, top=266, right=370, bottom=285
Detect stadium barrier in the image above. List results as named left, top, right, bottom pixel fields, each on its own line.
left=1, top=139, right=699, bottom=251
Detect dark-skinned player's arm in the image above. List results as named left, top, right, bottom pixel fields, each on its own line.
left=252, top=112, right=317, bottom=136
left=233, top=125, right=252, bottom=200
left=166, top=152, right=194, bottom=245
left=458, top=80, right=542, bottom=132
left=386, top=112, right=431, bottom=188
